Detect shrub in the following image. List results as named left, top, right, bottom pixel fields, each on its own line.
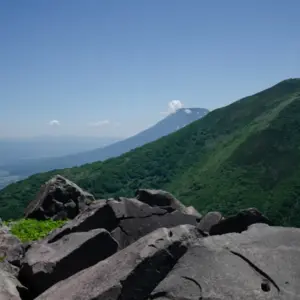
left=8, top=218, right=67, bottom=242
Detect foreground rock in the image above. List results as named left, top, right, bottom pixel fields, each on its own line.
left=36, top=225, right=202, bottom=300
left=0, top=268, right=29, bottom=300
left=24, top=175, right=95, bottom=220
left=19, top=228, right=118, bottom=297
left=36, top=224, right=300, bottom=299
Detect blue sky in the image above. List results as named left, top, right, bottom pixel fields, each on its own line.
left=0, top=0, right=299, bottom=138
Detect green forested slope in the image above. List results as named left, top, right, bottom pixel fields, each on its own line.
left=1, top=79, right=300, bottom=226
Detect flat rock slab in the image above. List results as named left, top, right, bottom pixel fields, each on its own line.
left=150, top=224, right=300, bottom=299
left=36, top=225, right=202, bottom=300
left=19, top=228, right=118, bottom=297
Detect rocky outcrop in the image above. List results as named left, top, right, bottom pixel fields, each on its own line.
left=24, top=175, right=95, bottom=220
left=36, top=223, right=300, bottom=300
left=1, top=177, right=298, bottom=299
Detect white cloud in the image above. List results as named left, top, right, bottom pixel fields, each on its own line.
left=49, top=120, right=60, bottom=126
left=184, top=108, right=192, bottom=114
left=160, top=100, right=184, bottom=115
left=88, top=120, right=110, bottom=127
left=88, top=120, right=121, bottom=128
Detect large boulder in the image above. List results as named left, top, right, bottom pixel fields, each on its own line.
left=0, top=268, right=29, bottom=300
left=46, top=197, right=200, bottom=249
left=135, top=189, right=188, bottom=213
left=36, top=225, right=202, bottom=300
left=209, top=208, right=272, bottom=235
left=19, top=228, right=118, bottom=297
left=24, top=175, right=95, bottom=220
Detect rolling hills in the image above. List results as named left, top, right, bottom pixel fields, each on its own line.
left=1, top=78, right=300, bottom=226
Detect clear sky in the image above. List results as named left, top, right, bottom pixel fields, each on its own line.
left=0, top=0, right=299, bottom=138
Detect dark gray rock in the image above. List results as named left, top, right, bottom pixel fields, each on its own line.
left=36, top=225, right=202, bottom=300
left=19, top=228, right=118, bottom=297
left=209, top=208, right=272, bottom=235
left=197, top=211, right=223, bottom=233
left=24, top=175, right=95, bottom=220
left=135, top=189, right=187, bottom=213
left=0, top=268, right=29, bottom=300
left=150, top=224, right=300, bottom=299
left=46, top=197, right=200, bottom=250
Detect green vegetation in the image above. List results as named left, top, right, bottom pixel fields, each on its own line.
left=7, top=219, right=67, bottom=242
left=1, top=79, right=300, bottom=226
